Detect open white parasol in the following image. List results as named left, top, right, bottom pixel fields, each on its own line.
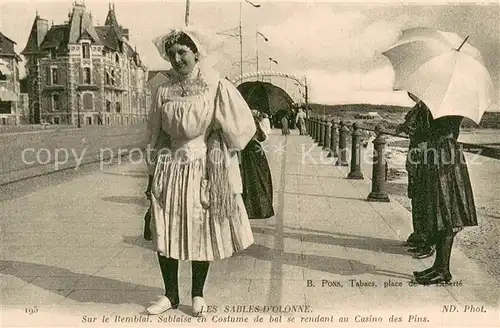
left=383, top=27, right=494, bottom=124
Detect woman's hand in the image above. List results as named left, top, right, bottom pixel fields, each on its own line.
left=145, top=175, right=154, bottom=200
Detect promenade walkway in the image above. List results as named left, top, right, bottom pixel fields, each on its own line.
left=0, top=129, right=498, bottom=328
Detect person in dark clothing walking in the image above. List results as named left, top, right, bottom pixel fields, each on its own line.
left=240, top=113, right=275, bottom=219
left=281, top=115, right=290, bottom=135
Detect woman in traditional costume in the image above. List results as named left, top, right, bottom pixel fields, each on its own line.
left=240, top=111, right=275, bottom=219
left=145, top=26, right=256, bottom=316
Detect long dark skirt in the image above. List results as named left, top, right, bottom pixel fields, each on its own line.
left=240, top=140, right=275, bottom=219
left=427, top=137, right=477, bottom=231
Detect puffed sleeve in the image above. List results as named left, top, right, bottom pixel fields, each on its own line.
left=145, top=85, right=170, bottom=175
left=214, top=79, right=256, bottom=150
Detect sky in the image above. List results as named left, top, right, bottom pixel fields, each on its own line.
left=1, top=0, right=499, bottom=109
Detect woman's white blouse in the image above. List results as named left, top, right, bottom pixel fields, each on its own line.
left=145, top=73, right=256, bottom=176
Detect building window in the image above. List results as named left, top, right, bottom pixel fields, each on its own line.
left=111, top=70, right=115, bottom=85
left=52, top=94, right=60, bottom=111
left=106, top=100, right=111, bottom=112
left=53, top=117, right=60, bottom=124
left=83, top=67, right=91, bottom=84
left=82, top=43, right=91, bottom=59
left=83, top=93, right=93, bottom=110
left=116, top=101, right=121, bottom=113
left=51, top=67, right=58, bottom=85
left=115, top=54, right=120, bottom=64
left=0, top=73, right=6, bottom=81
left=0, top=101, right=11, bottom=114
left=50, top=49, right=57, bottom=59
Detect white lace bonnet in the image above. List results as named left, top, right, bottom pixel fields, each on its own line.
left=152, top=25, right=222, bottom=65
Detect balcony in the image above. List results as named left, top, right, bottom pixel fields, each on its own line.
left=104, top=84, right=127, bottom=92
left=77, top=84, right=99, bottom=91
left=43, top=84, right=65, bottom=92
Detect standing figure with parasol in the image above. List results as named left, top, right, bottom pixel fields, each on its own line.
left=384, top=27, right=493, bottom=284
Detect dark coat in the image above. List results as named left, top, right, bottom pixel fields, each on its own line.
left=239, top=117, right=275, bottom=219
left=426, top=115, right=478, bottom=230
left=400, top=103, right=477, bottom=231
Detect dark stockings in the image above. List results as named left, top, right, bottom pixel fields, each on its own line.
left=414, top=230, right=457, bottom=283
left=157, top=254, right=210, bottom=305
left=157, top=254, right=179, bottom=306
left=192, top=261, right=210, bottom=298
left=432, top=230, right=457, bottom=275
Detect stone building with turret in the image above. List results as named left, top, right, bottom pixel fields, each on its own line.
left=22, top=2, right=150, bottom=125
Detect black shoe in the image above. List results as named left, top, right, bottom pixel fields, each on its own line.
left=414, top=271, right=452, bottom=285
left=412, top=246, right=435, bottom=259
left=407, top=247, right=423, bottom=253
left=404, top=241, right=420, bottom=247
left=406, top=233, right=426, bottom=245
left=406, top=233, right=418, bottom=242
left=413, top=267, right=436, bottom=277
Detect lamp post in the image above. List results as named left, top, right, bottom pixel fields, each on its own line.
left=304, top=76, right=309, bottom=112
left=217, top=1, right=261, bottom=79
left=238, top=0, right=260, bottom=79
left=76, top=94, right=81, bottom=128
left=185, top=0, right=190, bottom=26
left=256, top=31, right=268, bottom=76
